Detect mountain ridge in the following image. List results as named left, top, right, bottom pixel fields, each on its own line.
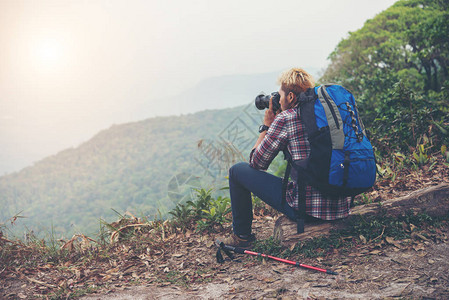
left=0, top=104, right=266, bottom=238
left=1, top=68, right=319, bottom=176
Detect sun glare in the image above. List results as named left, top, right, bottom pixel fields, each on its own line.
left=32, top=38, right=65, bottom=71
left=38, top=40, right=62, bottom=61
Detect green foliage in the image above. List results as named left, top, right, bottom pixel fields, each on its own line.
left=168, top=203, right=192, bottom=230
left=186, top=188, right=213, bottom=218
left=252, top=196, right=265, bottom=210
left=293, top=234, right=350, bottom=258
left=196, top=196, right=231, bottom=232
left=321, top=0, right=449, bottom=158
left=442, top=145, right=449, bottom=163
left=375, top=151, right=408, bottom=181
left=355, top=193, right=373, bottom=206
left=347, top=211, right=437, bottom=242
left=370, top=82, right=448, bottom=156
left=322, top=0, right=449, bottom=98
left=169, top=188, right=232, bottom=233
left=289, top=211, right=446, bottom=259
left=252, top=237, right=284, bottom=258
left=0, top=106, right=258, bottom=238
left=412, top=144, right=430, bottom=167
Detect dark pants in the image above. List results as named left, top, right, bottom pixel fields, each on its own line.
left=228, top=162, right=298, bottom=236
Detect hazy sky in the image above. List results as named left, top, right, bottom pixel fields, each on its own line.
left=0, top=0, right=397, bottom=174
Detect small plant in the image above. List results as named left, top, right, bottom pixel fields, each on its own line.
left=412, top=144, right=430, bottom=167
left=252, top=237, right=284, bottom=258
left=293, top=234, right=350, bottom=258
left=252, top=196, right=266, bottom=215
left=168, top=203, right=192, bottom=231
left=442, top=145, right=449, bottom=164
left=196, top=196, right=231, bottom=232
left=187, top=188, right=213, bottom=218
left=354, top=193, right=372, bottom=205
left=376, top=163, right=394, bottom=178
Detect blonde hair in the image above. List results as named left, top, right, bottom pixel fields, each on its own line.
left=277, top=68, right=315, bottom=95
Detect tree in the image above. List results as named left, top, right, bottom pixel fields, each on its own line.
left=320, top=0, right=449, bottom=153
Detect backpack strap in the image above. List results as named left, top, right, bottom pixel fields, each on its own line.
left=282, top=149, right=306, bottom=234
left=280, top=87, right=320, bottom=234
left=317, top=86, right=345, bottom=150
left=281, top=149, right=292, bottom=205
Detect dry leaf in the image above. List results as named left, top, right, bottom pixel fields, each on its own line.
left=385, top=236, right=395, bottom=244
left=413, top=243, right=425, bottom=251
left=412, top=232, right=428, bottom=241
left=102, top=275, right=112, bottom=281
left=417, top=251, right=427, bottom=257
left=289, top=243, right=296, bottom=251
left=385, top=236, right=402, bottom=248
left=106, top=267, right=119, bottom=274
left=225, top=277, right=235, bottom=284
left=74, top=268, right=81, bottom=280
left=359, top=235, right=367, bottom=244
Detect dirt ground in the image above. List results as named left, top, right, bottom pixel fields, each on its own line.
left=79, top=242, right=449, bottom=299
left=2, top=216, right=449, bottom=299
left=76, top=217, right=449, bottom=300
left=2, top=183, right=449, bottom=299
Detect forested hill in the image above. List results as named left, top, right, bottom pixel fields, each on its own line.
left=0, top=104, right=267, bottom=238
left=2, top=0, right=448, bottom=241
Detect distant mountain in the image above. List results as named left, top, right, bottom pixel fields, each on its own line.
left=0, top=68, right=320, bottom=176
left=132, top=67, right=321, bottom=120
left=0, top=68, right=320, bottom=238
left=0, top=104, right=277, bottom=238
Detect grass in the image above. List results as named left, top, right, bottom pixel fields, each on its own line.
left=251, top=210, right=449, bottom=260
left=252, top=237, right=284, bottom=257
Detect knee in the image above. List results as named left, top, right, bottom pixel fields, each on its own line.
left=229, top=162, right=250, bottom=180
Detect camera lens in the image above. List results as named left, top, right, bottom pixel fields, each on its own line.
left=255, top=93, right=270, bottom=110
left=255, top=92, right=281, bottom=111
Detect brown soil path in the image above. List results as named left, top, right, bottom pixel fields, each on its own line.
left=81, top=239, right=449, bottom=299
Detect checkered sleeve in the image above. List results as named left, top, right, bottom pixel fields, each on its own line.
left=249, top=113, right=288, bottom=170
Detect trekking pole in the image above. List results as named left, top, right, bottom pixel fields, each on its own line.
left=215, top=239, right=338, bottom=275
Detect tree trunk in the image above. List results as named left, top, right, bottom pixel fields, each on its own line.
left=273, top=183, right=449, bottom=247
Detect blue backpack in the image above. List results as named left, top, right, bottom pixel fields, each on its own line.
left=283, top=84, right=376, bottom=233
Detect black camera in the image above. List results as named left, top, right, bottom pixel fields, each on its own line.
left=255, top=92, right=281, bottom=111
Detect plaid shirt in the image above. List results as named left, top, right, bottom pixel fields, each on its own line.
left=249, top=108, right=351, bottom=220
